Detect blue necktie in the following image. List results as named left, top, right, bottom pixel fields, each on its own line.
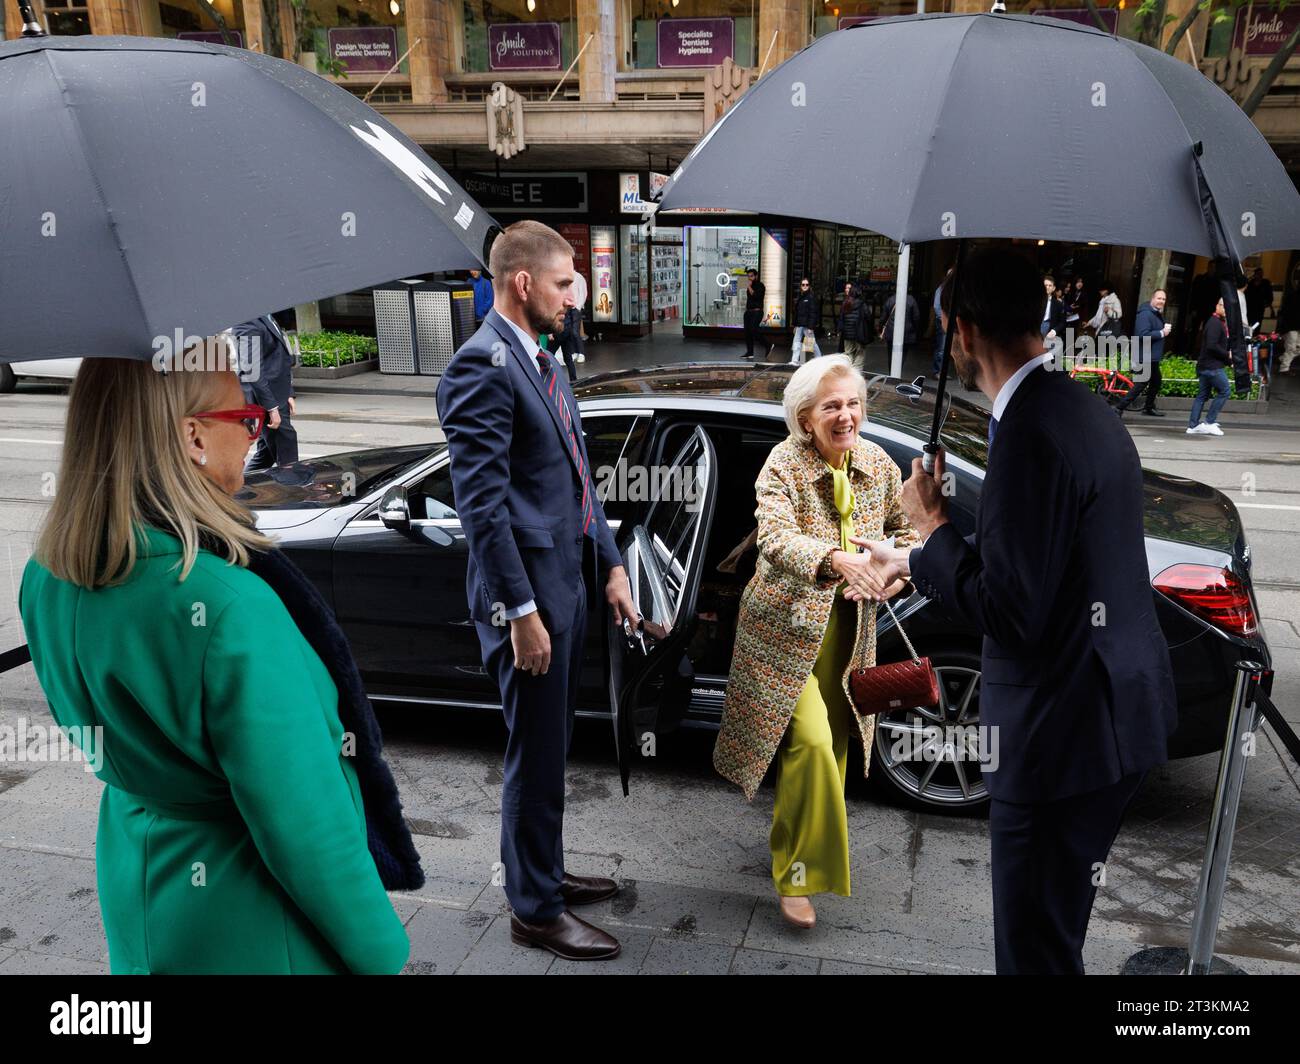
left=988, top=415, right=999, bottom=448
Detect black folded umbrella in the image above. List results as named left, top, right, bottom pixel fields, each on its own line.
left=659, top=13, right=1300, bottom=451
left=0, top=31, right=499, bottom=363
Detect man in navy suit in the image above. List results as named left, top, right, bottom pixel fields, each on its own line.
left=859, top=248, right=1177, bottom=974
left=437, top=221, right=637, bottom=961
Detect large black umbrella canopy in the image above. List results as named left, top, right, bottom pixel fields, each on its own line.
left=0, top=35, right=499, bottom=363
left=660, top=12, right=1300, bottom=257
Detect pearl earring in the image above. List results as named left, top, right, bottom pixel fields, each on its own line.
left=199, top=454, right=207, bottom=466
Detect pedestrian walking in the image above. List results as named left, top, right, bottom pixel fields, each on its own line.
left=882, top=290, right=920, bottom=364
left=742, top=268, right=767, bottom=359
left=232, top=313, right=298, bottom=471
left=1086, top=283, right=1123, bottom=338
left=1064, top=276, right=1085, bottom=333
left=1115, top=288, right=1172, bottom=418
left=791, top=277, right=823, bottom=363
left=837, top=283, right=872, bottom=369
left=469, top=266, right=493, bottom=326
left=550, top=270, right=588, bottom=384
left=1277, top=278, right=1300, bottom=374
left=1245, top=266, right=1273, bottom=331
left=1188, top=298, right=1231, bottom=436
left=1040, top=275, right=1066, bottom=342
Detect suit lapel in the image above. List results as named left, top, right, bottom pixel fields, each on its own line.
left=485, top=309, right=582, bottom=482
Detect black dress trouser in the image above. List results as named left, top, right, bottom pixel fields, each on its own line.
left=989, top=770, right=1146, bottom=974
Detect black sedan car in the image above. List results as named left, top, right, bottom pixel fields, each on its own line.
left=241, top=363, right=1271, bottom=812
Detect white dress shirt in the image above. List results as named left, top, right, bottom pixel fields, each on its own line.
left=992, top=352, right=1052, bottom=423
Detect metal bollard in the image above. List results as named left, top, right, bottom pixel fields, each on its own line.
left=1184, top=659, right=1265, bottom=976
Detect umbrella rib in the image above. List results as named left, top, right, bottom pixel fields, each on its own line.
left=40, top=48, right=155, bottom=350
left=902, top=15, right=984, bottom=244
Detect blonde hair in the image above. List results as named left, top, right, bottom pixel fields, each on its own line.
left=487, top=220, right=575, bottom=294
left=34, top=353, right=273, bottom=589
left=783, top=355, right=868, bottom=445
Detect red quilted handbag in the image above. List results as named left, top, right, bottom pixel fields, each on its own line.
left=849, top=598, right=941, bottom=716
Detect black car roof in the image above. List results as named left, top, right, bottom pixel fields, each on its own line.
left=573, top=361, right=993, bottom=467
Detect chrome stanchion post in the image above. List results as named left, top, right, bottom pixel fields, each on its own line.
left=1185, top=659, right=1265, bottom=975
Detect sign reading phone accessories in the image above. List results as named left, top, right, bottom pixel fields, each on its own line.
left=657, top=18, right=734, bottom=68
left=489, top=22, right=563, bottom=70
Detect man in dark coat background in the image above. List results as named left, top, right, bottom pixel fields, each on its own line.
left=232, top=313, right=298, bottom=471
left=1115, top=288, right=1172, bottom=418
left=857, top=248, right=1177, bottom=975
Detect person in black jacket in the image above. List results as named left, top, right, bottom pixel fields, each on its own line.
left=790, top=278, right=822, bottom=363
left=741, top=268, right=767, bottom=359
left=836, top=283, right=872, bottom=368
left=1188, top=298, right=1231, bottom=436
left=1115, top=289, right=1172, bottom=417
left=232, top=314, right=298, bottom=471
left=857, top=248, right=1177, bottom=975
left=1040, top=275, right=1067, bottom=342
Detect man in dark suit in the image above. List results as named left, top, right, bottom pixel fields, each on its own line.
left=436, top=221, right=638, bottom=961
left=232, top=313, right=298, bottom=470
left=1041, top=275, right=1067, bottom=343
left=858, top=248, right=1177, bottom=974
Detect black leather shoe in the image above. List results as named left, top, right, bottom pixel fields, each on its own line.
left=1142, top=408, right=1167, bottom=417
left=560, top=872, right=619, bottom=906
left=509, top=910, right=621, bottom=961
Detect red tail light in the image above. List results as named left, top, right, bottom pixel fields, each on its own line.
left=1154, top=564, right=1258, bottom=637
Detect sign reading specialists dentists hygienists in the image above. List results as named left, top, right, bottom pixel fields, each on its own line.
left=489, top=23, right=563, bottom=70
left=657, top=18, right=734, bottom=68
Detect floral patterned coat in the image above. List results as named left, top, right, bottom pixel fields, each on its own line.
left=713, top=434, right=921, bottom=801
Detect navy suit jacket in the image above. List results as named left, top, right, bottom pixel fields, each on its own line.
left=910, top=366, right=1177, bottom=803
left=436, top=308, right=621, bottom=637
left=233, top=316, right=295, bottom=410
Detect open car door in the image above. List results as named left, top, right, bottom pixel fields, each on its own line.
left=607, top=426, right=718, bottom=796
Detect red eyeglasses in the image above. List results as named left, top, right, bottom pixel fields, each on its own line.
left=194, top=404, right=266, bottom=441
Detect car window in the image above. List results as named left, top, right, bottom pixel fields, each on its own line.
left=586, top=414, right=650, bottom=524
left=409, top=458, right=458, bottom=520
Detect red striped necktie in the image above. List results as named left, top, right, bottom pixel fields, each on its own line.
left=535, top=350, right=594, bottom=535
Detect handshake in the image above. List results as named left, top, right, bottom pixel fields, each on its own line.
left=833, top=537, right=914, bottom=603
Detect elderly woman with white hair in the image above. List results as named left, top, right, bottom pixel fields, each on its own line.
left=713, top=355, right=920, bottom=929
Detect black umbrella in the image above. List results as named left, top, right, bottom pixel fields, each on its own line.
left=659, top=13, right=1300, bottom=463
left=0, top=31, right=499, bottom=362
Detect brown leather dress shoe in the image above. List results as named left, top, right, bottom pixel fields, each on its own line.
left=509, top=910, right=622, bottom=961
left=559, top=872, right=619, bottom=906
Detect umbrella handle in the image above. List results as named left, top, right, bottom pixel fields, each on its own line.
left=922, top=443, right=941, bottom=475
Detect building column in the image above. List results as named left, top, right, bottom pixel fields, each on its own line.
left=407, top=0, right=453, bottom=104
left=3, top=0, right=27, bottom=39
left=578, top=0, right=616, bottom=104
left=240, top=0, right=264, bottom=53
left=1138, top=248, right=1172, bottom=303
left=757, top=0, right=808, bottom=73
left=87, top=0, right=142, bottom=34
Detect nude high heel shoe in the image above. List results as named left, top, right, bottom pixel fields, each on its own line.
left=779, top=895, right=816, bottom=929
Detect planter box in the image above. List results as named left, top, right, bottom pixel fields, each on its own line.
left=295, top=359, right=378, bottom=379
left=1149, top=394, right=1268, bottom=415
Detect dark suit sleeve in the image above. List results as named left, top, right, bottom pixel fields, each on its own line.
left=910, top=424, right=1079, bottom=653
left=436, top=345, right=535, bottom=614
left=232, top=321, right=277, bottom=411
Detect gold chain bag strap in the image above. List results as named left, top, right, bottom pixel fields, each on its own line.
left=848, top=597, right=941, bottom=717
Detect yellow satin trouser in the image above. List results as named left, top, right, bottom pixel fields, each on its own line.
left=770, top=593, right=855, bottom=898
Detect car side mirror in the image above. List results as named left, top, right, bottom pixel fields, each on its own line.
left=378, top=485, right=411, bottom=532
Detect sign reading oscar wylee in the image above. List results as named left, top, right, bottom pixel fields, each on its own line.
left=657, top=18, right=734, bottom=68
left=489, top=22, right=563, bottom=71
left=462, top=171, right=587, bottom=214
left=327, top=27, right=399, bottom=73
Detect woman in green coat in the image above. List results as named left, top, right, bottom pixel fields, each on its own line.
left=18, top=352, right=410, bottom=975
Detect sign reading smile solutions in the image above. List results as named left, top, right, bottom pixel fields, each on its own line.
left=489, top=22, right=563, bottom=70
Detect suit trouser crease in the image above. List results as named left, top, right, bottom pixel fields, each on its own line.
left=476, top=576, right=587, bottom=923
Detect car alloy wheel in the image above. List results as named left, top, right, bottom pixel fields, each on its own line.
left=870, top=654, right=989, bottom=811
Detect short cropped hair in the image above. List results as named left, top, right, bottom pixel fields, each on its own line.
left=487, top=220, right=574, bottom=292
left=940, top=248, right=1042, bottom=348
left=783, top=354, right=867, bottom=446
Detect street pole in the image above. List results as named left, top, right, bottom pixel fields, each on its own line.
left=890, top=242, right=910, bottom=379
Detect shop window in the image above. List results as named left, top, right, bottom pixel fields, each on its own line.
left=145, top=0, right=247, bottom=47
left=462, top=0, right=578, bottom=74
left=627, top=0, right=756, bottom=70
left=684, top=225, right=759, bottom=329
left=42, top=0, right=92, bottom=35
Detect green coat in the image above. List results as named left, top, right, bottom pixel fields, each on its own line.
left=18, top=525, right=410, bottom=974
